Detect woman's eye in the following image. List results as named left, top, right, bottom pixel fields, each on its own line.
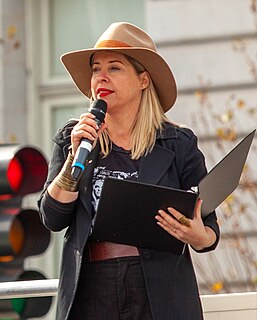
left=110, top=66, right=120, bottom=71
left=92, top=67, right=100, bottom=74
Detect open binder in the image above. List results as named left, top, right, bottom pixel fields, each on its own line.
left=92, top=130, right=255, bottom=251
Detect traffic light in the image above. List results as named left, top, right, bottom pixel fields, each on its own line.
left=0, top=144, right=52, bottom=319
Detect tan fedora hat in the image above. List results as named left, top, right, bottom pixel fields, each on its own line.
left=61, top=22, right=177, bottom=112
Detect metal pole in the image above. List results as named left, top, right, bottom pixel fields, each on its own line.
left=0, top=279, right=59, bottom=299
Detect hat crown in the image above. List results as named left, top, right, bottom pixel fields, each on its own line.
left=94, top=22, right=157, bottom=52
left=61, top=22, right=177, bottom=112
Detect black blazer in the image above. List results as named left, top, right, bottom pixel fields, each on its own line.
left=38, top=121, right=219, bottom=320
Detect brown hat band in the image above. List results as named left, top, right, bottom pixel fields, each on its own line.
left=95, top=40, right=132, bottom=48
left=61, top=22, right=177, bottom=112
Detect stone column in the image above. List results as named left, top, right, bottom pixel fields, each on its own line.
left=0, top=0, right=27, bottom=143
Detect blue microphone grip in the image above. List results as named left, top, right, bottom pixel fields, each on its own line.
left=71, top=139, right=92, bottom=180
left=70, top=99, right=107, bottom=181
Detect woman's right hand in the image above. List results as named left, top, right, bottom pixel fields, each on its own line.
left=48, top=112, right=107, bottom=203
left=71, top=112, right=107, bottom=156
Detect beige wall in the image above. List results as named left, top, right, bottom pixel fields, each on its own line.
left=202, top=292, right=257, bottom=319
left=0, top=0, right=27, bottom=143
left=146, top=0, right=257, bottom=295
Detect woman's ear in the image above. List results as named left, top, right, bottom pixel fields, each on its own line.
left=140, top=71, right=150, bottom=90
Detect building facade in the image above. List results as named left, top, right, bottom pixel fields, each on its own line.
left=1, top=0, right=257, bottom=319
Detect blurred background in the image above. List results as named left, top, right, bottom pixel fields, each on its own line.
left=0, top=0, right=257, bottom=319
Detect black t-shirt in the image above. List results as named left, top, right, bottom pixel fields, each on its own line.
left=92, top=144, right=140, bottom=213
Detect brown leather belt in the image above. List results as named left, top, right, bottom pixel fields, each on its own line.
left=87, top=241, right=139, bottom=262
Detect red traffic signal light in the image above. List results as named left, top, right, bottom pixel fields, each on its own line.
left=0, top=144, right=48, bottom=198
left=0, top=144, right=52, bottom=319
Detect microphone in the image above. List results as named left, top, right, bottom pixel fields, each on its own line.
left=71, top=99, right=107, bottom=180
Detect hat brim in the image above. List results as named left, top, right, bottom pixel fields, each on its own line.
left=61, top=47, right=177, bottom=112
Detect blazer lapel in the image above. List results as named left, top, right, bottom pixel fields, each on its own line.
left=138, top=143, right=175, bottom=184
left=138, top=124, right=177, bottom=184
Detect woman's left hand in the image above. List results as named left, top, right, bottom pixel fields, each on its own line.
left=155, top=199, right=216, bottom=250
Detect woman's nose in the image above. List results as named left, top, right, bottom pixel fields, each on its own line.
left=96, top=70, right=109, bottom=83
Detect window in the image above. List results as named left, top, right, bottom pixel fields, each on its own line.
left=49, top=0, right=145, bottom=77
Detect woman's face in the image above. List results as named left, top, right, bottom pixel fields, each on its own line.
left=90, top=51, right=148, bottom=114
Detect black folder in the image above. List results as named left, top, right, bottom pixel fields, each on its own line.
left=92, top=130, right=255, bottom=251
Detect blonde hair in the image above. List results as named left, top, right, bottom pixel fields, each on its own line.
left=92, top=54, right=170, bottom=159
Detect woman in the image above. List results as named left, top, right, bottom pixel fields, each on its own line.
left=38, top=22, right=219, bottom=320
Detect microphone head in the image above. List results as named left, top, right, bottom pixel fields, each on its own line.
left=89, top=99, right=107, bottom=124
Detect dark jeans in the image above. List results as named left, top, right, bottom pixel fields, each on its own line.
left=69, top=256, right=153, bottom=320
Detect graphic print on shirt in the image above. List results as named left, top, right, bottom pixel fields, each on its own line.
left=92, top=165, right=138, bottom=212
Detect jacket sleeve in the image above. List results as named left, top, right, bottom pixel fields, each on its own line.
left=37, top=120, right=78, bottom=232
left=176, top=127, right=220, bottom=252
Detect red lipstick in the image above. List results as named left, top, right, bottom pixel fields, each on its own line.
left=97, top=88, right=114, bottom=98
